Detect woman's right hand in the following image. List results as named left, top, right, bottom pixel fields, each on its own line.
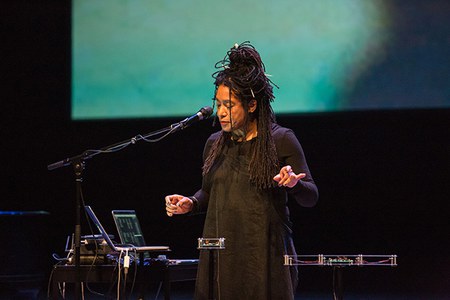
left=165, top=194, right=193, bottom=217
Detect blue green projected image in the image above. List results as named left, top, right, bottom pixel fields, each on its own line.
left=72, top=0, right=392, bottom=120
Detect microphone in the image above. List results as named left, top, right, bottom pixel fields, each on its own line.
left=172, top=106, right=213, bottom=131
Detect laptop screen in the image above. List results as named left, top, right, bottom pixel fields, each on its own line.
left=84, top=205, right=116, bottom=249
left=112, top=210, right=146, bottom=247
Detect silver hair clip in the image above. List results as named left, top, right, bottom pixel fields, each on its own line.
left=234, top=43, right=239, bottom=49
left=250, top=88, right=255, bottom=98
left=218, top=63, right=229, bottom=70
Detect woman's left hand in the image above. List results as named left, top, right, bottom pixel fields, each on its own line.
left=273, top=165, right=306, bottom=188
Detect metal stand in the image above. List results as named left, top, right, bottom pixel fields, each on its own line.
left=72, top=160, right=84, bottom=299
left=332, top=266, right=344, bottom=300
left=198, top=238, right=225, bottom=300
left=284, top=254, right=398, bottom=300
left=208, top=250, right=215, bottom=300
left=47, top=112, right=211, bottom=299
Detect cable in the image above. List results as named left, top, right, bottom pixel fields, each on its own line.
left=105, top=262, right=120, bottom=299
left=79, top=125, right=178, bottom=160
left=128, top=249, right=139, bottom=298
left=46, top=261, right=60, bottom=299
left=81, top=282, right=85, bottom=300
left=117, top=250, right=123, bottom=300
left=80, top=191, right=108, bottom=298
left=123, top=249, right=130, bottom=299
left=154, top=281, right=163, bottom=300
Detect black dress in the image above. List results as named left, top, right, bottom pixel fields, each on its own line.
left=192, top=124, right=318, bottom=300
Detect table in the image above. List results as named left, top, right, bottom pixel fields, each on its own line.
left=50, top=261, right=198, bottom=299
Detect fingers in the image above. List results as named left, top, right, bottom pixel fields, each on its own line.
left=165, top=195, right=193, bottom=217
left=165, top=194, right=182, bottom=205
left=273, top=165, right=293, bottom=186
left=273, top=165, right=306, bottom=188
left=165, top=202, right=173, bottom=217
left=165, top=195, right=179, bottom=217
left=296, top=173, right=307, bottom=180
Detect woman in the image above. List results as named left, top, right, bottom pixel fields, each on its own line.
left=165, top=42, right=318, bottom=300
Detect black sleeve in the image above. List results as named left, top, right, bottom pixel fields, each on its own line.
left=276, top=128, right=319, bottom=207
left=189, top=189, right=210, bottom=214
left=189, top=134, right=216, bottom=214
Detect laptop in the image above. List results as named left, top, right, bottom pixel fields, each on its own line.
left=111, top=209, right=199, bottom=265
left=84, top=205, right=169, bottom=252
left=111, top=210, right=149, bottom=248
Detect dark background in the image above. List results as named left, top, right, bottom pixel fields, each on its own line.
left=2, top=0, right=449, bottom=299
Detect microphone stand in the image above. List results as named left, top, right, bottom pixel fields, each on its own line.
left=48, top=119, right=198, bottom=299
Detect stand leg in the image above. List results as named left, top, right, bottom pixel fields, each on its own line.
left=73, top=161, right=85, bottom=300
left=332, top=267, right=344, bottom=300
left=208, top=250, right=214, bottom=300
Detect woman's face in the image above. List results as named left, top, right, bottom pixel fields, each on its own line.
left=215, top=84, right=249, bottom=133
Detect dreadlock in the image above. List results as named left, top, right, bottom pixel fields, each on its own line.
left=202, top=41, right=280, bottom=189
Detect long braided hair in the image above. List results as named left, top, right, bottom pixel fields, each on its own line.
left=202, top=41, right=279, bottom=189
